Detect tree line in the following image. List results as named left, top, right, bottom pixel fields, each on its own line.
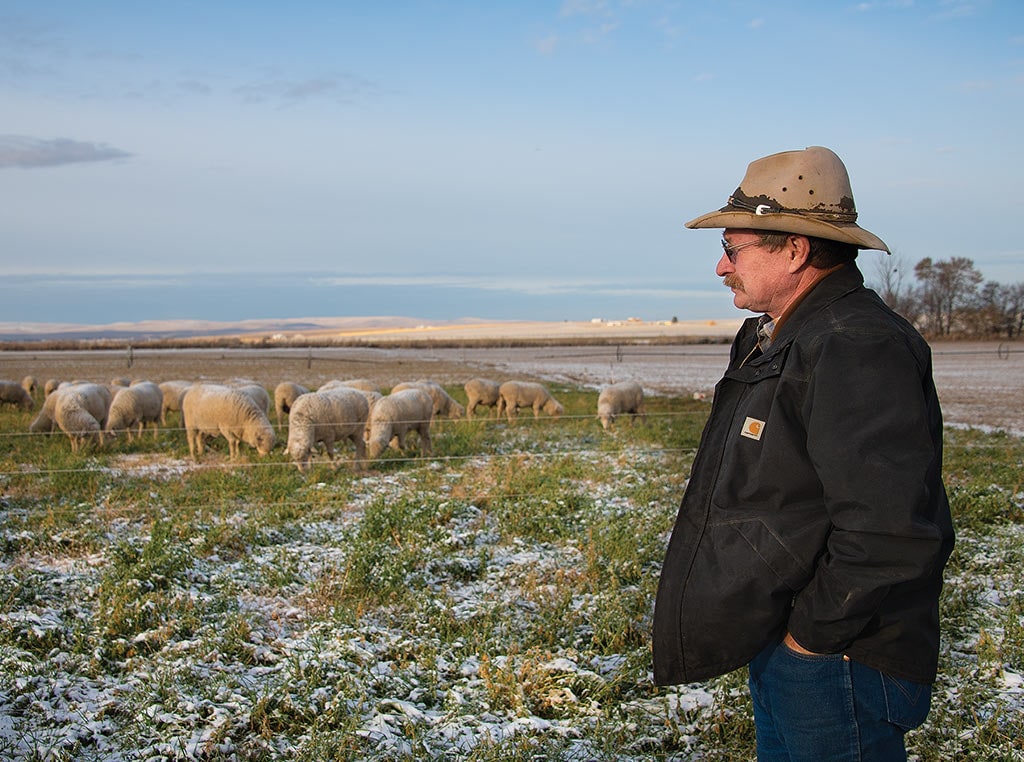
left=870, top=255, right=1024, bottom=340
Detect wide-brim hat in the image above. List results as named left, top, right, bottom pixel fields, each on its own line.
left=685, top=146, right=889, bottom=253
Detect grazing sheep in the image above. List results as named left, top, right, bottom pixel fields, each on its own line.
left=21, top=376, right=38, bottom=396
left=44, top=379, right=61, bottom=397
left=274, top=381, right=310, bottom=427
left=53, top=383, right=113, bottom=452
left=597, top=381, right=646, bottom=430
left=181, top=384, right=276, bottom=461
left=158, top=380, right=194, bottom=424
left=110, top=377, right=131, bottom=388
left=320, top=378, right=380, bottom=394
left=497, top=381, right=564, bottom=422
left=0, top=380, right=35, bottom=410
left=366, top=388, right=434, bottom=460
left=106, top=381, right=164, bottom=441
left=29, top=390, right=60, bottom=434
left=392, top=380, right=465, bottom=419
left=233, top=383, right=271, bottom=416
left=464, top=378, right=502, bottom=417
left=286, top=387, right=370, bottom=471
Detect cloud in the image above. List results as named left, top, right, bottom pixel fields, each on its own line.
left=748, top=17, right=766, bottom=29
left=933, top=1, right=980, bottom=20
left=233, top=74, right=377, bottom=105
left=0, top=135, right=132, bottom=169
left=533, top=34, right=559, bottom=55
left=560, top=0, right=610, bottom=17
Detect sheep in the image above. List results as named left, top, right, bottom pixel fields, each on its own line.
left=106, top=381, right=163, bottom=441
left=53, top=383, right=113, bottom=452
left=29, top=390, right=60, bottom=434
left=320, top=378, right=380, bottom=394
left=464, top=378, right=502, bottom=417
left=181, top=384, right=276, bottom=461
left=232, top=383, right=271, bottom=416
left=110, top=377, right=131, bottom=388
left=285, top=387, right=370, bottom=472
left=274, top=381, right=310, bottom=427
left=597, top=381, right=646, bottom=430
left=0, top=380, right=35, bottom=410
left=21, top=376, right=38, bottom=396
left=366, top=388, right=434, bottom=461
left=44, top=379, right=61, bottom=397
left=391, top=380, right=465, bottom=419
left=497, top=381, right=564, bottom=422
left=158, top=380, right=194, bottom=424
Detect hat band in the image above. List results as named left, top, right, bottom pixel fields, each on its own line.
left=727, top=196, right=859, bottom=224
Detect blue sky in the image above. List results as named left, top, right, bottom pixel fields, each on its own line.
left=1, top=1, right=1022, bottom=325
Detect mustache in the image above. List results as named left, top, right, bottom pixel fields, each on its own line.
left=723, top=275, right=744, bottom=291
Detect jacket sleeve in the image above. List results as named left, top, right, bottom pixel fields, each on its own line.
left=786, top=330, right=948, bottom=654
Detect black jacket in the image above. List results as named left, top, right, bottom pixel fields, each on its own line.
left=652, top=265, right=954, bottom=685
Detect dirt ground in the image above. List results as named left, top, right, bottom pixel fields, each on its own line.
left=2, top=338, right=1022, bottom=435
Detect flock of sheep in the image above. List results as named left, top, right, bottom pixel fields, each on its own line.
left=1, top=374, right=647, bottom=470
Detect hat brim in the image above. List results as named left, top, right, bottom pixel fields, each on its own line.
left=685, top=207, right=890, bottom=253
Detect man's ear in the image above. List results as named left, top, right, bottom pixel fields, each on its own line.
left=787, top=235, right=811, bottom=273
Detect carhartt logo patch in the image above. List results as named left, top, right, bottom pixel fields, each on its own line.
left=741, top=417, right=765, bottom=440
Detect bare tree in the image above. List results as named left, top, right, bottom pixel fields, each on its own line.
left=914, top=257, right=983, bottom=335
left=868, top=251, right=918, bottom=320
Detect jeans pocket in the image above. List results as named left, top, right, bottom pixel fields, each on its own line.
left=881, top=672, right=931, bottom=731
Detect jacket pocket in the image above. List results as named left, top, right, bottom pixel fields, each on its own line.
left=723, top=516, right=816, bottom=592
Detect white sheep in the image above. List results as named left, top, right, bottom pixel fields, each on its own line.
left=286, top=387, right=370, bottom=472
left=366, top=388, right=434, bottom=461
left=29, top=390, right=60, bottom=434
left=158, top=380, right=194, bottom=424
left=21, top=376, right=38, bottom=396
left=497, top=381, right=564, bottom=422
left=391, top=380, right=465, bottom=419
left=320, top=378, right=380, bottom=394
left=53, top=383, right=113, bottom=452
left=106, top=381, right=163, bottom=441
left=597, top=381, right=646, bottom=430
left=464, top=378, right=502, bottom=417
left=181, top=384, right=276, bottom=460
left=232, top=383, right=271, bottom=416
left=43, top=379, right=61, bottom=397
left=0, top=380, right=35, bottom=410
left=274, top=381, right=310, bottom=427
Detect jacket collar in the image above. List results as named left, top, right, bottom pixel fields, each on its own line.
left=766, top=264, right=865, bottom=348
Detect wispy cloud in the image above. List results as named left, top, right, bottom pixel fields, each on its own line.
left=0, top=135, right=132, bottom=169
left=851, top=0, right=914, bottom=11
left=933, top=0, right=980, bottom=21
left=533, top=33, right=559, bottom=55
left=560, top=0, right=611, bottom=17
left=233, top=74, right=377, bottom=105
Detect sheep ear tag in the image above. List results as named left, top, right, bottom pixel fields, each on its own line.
left=740, top=417, right=765, bottom=441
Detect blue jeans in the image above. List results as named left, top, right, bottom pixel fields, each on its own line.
left=747, top=638, right=931, bottom=761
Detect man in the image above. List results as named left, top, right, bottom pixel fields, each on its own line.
left=652, top=146, right=955, bottom=761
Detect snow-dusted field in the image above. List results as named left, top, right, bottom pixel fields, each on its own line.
left=0, top=339, right=1021, bottom=759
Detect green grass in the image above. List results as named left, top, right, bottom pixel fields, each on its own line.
left=0, top=386, right=1022, bottom=760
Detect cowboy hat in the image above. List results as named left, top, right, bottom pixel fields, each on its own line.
left=685, top=146, right=889, bottom=253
